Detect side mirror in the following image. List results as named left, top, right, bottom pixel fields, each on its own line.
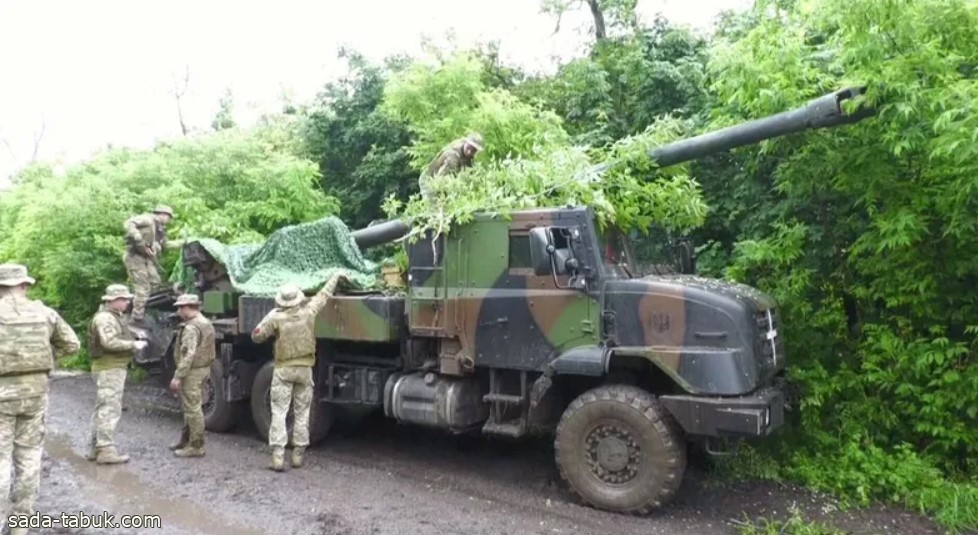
left=529, top=227, right=554, bottom=276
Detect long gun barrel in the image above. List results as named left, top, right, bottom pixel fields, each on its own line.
left=592, top=86, right=875, bottom=173
left=353, top=86, right=876, bottom=251
left=351, top=219, right=411, bottom=250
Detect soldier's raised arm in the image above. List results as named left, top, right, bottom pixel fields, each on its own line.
left=48, top=309, right=80, bottom=357
left=93, top=313, right=138, bottom=353
left=307, top=273, right=347, bottom=317
left=174, top=325, right=199, bottom=380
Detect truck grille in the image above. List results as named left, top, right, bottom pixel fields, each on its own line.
left=755, top=308, right=784, bottom=370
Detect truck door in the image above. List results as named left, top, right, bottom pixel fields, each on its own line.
left=466, top=224, right=597, bottom=372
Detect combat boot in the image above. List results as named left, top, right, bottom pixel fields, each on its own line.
left=95, top=446, right=130, bottom=465
left=169, top=426, right=190, bottom=451
left=85, top=439, right=98, bottom=462
left=174, top=445, right=205, bottom=458
left=269, top=447, right=286, bottom=472
left=291, top=446, right=305, bottom=468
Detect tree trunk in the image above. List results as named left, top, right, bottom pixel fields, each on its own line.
left=587, top=0, right=607, bottom=40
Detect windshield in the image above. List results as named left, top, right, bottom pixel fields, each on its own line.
left=597, top=226, right=636, bottom=278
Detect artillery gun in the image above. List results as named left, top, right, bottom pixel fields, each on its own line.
left=135, top=86, right=874, bottom=515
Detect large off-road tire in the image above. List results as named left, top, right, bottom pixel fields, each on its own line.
left=554, top=384, right=687, bottom=514
left=249, top=360, right=333, bottom=446
left=202, top=358, right=245, bottom=432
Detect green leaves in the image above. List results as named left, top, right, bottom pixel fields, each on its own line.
left=0, top=124, right=334, bottom=335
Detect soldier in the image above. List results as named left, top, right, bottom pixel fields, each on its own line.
left=250, top=273, right=347, bottom=472
left=0, top=263, right=80, bottom=535
left=123, top=205, right=184, bottom=325
left=167, top=294, right=215, bottom=458
left=85, top=284, right=147, bottom=464
left=418, top=132, right=484, bottom=201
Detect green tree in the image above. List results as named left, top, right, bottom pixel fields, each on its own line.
left=704, top=0, right=978, bottom=528
left=211, top=87, right=236, bottom=131
left=0, top=123, right=334, bottom=359
left=300, top=49, right=417, bottom=230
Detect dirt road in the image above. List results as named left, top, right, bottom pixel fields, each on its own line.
left=31, top=371, right=939, bottom=535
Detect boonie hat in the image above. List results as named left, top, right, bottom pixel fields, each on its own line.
left=174, top=294, right=201, bottom=307
left=275, top=284, right=305, bottom=308
left=0, top=263, right=35, bottom=287
left=102, top=284, right=134, bottom=301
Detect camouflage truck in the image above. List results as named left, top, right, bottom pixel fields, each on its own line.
left=132, top=86, right=875, bottom=514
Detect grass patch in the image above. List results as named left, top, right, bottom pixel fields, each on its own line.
left=733, top=507, right=844, bottom=535
left=713, top=442, right=978, bottom=534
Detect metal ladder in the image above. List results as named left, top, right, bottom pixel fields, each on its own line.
left=482, top=369, right=529, bottom=437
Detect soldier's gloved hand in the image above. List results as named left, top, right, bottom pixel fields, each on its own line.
left=134, top=340, right=149, bottom=351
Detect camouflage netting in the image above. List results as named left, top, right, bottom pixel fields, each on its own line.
left=171, top=216, right=382, bottom=297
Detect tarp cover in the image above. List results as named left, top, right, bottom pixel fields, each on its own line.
left=173, top=216, right=381, bottom=296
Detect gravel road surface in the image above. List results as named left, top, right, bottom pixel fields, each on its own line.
left=29, top=371, right=940, bottom=535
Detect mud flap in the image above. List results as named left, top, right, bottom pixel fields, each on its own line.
left=549, top=346, right=608, bottom=376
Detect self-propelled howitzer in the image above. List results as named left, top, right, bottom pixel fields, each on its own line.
left=134, top=85, right=876, bottom=519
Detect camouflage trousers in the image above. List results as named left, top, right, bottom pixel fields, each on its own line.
left=179, top=367, right=210, bottom=448
left=0, top=394, right=47, bottom=530
left=123, top=251, right=160, bottom=320
left=269, top=366, right=313, bottom=449
left=89, top=369, right=127, bottom=449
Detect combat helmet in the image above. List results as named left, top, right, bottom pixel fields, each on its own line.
left=463, top=132, right=484, bottom=151
left=152, top=205, right=175, bottom=218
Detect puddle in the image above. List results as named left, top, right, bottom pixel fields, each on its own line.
left=45, top=433, right=265, bottom=535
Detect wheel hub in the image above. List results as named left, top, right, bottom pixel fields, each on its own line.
left=585, top=423, right=640, bottom=484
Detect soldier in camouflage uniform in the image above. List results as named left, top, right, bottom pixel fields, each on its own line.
left=167, top=294, right=215, bottom=458
left=0, top=264, right=80, bottom=535
left=123, top=205, right=184, bottom=324
left=250, top=273, right=347, bottom=471
left=85, top=284, right=147, bottom=464
left=418, top=132, right=484, bottom=201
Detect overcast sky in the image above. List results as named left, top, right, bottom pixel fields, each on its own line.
left=0, top=0, right=751, bottom=183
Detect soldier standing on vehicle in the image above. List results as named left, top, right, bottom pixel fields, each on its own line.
left=0, top=264, right=80, bottom=535
left=418, top=132, right=484, bottom=201
left=86, top=284, right=147, bottom=464
left=250, top=272, right=347, bottom=472
left=167, top=294, right=215, bottom=458
left=123, top=205, right=184, bottom=325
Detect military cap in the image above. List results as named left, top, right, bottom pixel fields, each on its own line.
left=0, top=263, right=36, bottom=287
left=463, top=132, right=484, bottom=151
left=173, top=294, right=201, bottom=308
left=101, top=284, right=134, bottom=301
left=152, top=205, right=175, bottom=217
left=275, top=284, right=305, bottom=308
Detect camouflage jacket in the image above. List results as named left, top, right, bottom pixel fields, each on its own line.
left=174, top=313, right=216, bottom=379
left=123, top=213, right=183, bottom=256
left=0, top=293, right=80, bottom=401
left=87, top=307, right=136, bottom=372
left=251, top=276, right=342, bottom=368
left=423, top=139, right=474, bottom=179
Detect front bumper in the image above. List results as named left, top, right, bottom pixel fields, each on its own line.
left=658, top=385, right=784, bottom=438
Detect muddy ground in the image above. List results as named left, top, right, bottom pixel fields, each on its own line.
left=30, top=371, right=942, bottom=535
